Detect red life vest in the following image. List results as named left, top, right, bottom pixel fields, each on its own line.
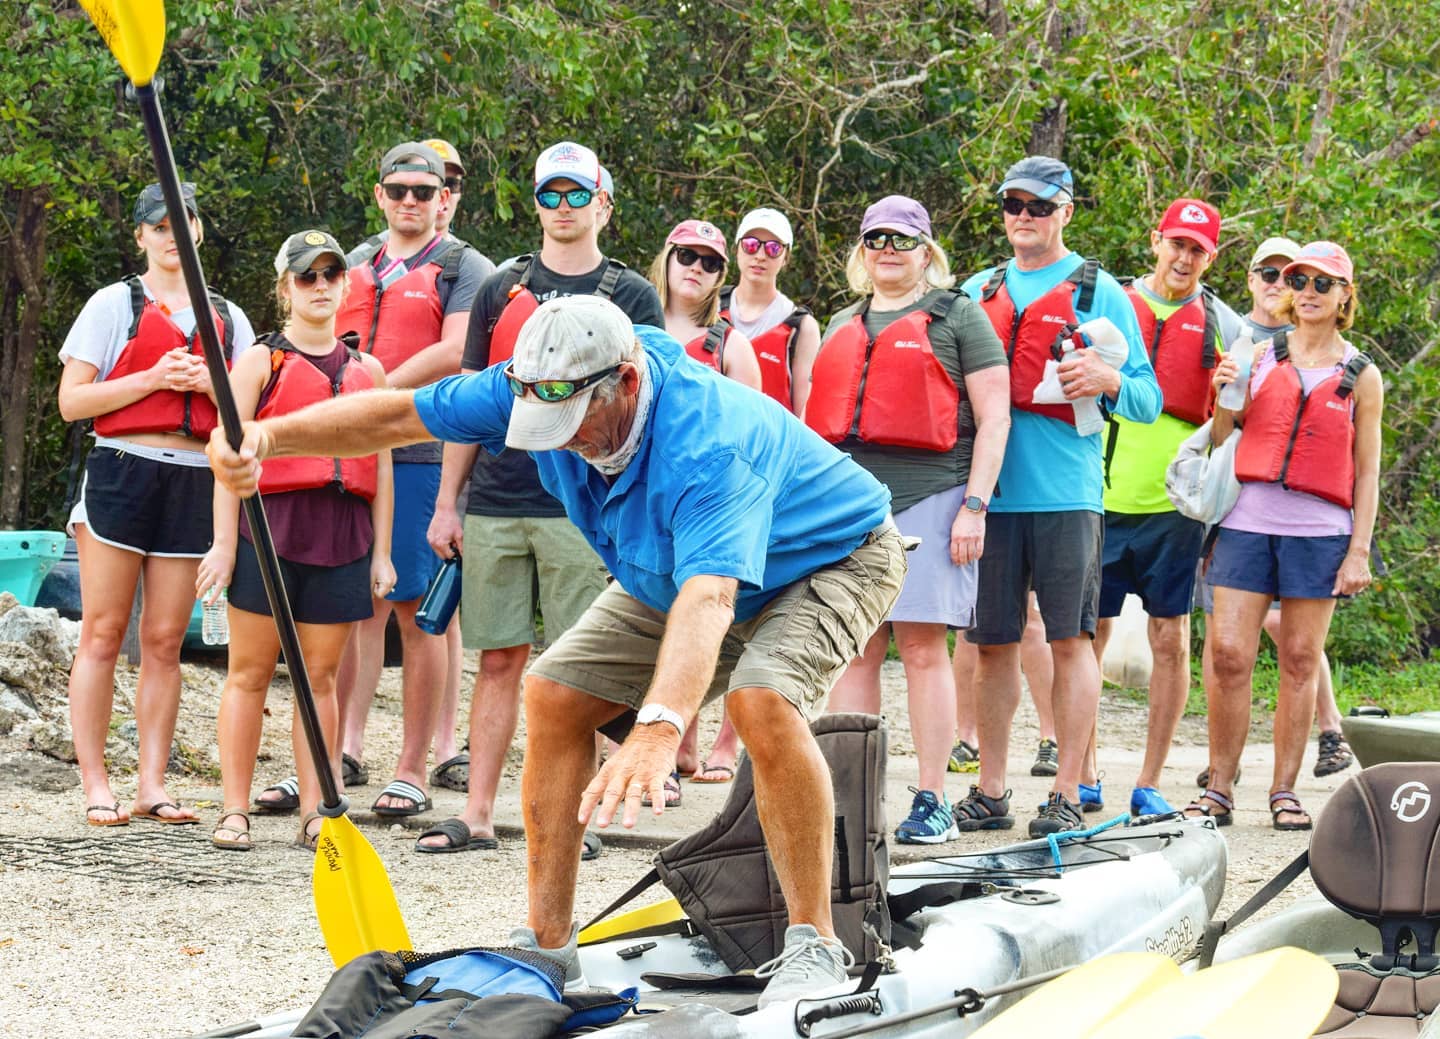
left=719, top=288, right=809, bottom=412
left=804, top=293, right=964, bottom=452
left=93, top=276, right=235, bottom=440
left=254, top=337, right=379, bottom=501
left=335, top=237, right=467, bottom=374
left=486, top=255, right=627, bottom=366
left=1233, top=333, right=1372, bottom=508
left=683, top=321, right=730, bottom=372
left=1122, top=280, right=1218, bottom=425
left=977, top=258, right=1098, bottom=425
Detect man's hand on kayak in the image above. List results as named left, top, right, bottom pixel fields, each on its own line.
left=580, top=726, right=679, bottom=830
left=207, top=421, right=271, bottom=498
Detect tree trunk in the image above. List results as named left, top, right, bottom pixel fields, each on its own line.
left=1026, top=0, right=1068, bottom=161
left=0, top=185, right=49, bottom=528
left=1302, top=0, right=1360, bottom=168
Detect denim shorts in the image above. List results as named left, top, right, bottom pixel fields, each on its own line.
left=1099, top=511, right=1206, bottom=619
left=1209, top=528, right=1351, bottom=600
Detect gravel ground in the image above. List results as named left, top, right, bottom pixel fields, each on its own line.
left=0, top=653, right=1346, bottom=1037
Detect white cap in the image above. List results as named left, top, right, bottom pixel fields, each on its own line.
left=735, top=207, right=794, bottom=247
left=505, top=296, right=634, bottom=451
left=534, top=141, right=603, bottom=192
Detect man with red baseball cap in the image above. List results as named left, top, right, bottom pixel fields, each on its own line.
left=1094, top=197, right=1247, bottom=817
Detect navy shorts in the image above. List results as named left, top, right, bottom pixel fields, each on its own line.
left=388, top=461, right=443, bottom=602
left=1099, top=511, right=1206, bottom=619
left=1208, top=529, right=1351, bottom=600
left=966, top=510, right=1102, bottom=645
left=228, top=537, right=374, bottom=625
left=77, top=446, right=213, bottom=557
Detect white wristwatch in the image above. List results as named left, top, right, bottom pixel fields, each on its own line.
left=635, top=703, right=686, bottom=740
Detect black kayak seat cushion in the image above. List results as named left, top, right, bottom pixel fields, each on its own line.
left=1316, top=969, right=1440, bottom=1036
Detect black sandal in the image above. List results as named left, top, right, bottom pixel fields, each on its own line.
left=1183, top=788, right=1234, bottom=826
left=1269, top=790, right=1312, bottom=831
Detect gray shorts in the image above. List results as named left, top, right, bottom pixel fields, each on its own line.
left=966, top=510, right=1103, bottom=645
left=460, top=514, right=609, bottom=651
left=530, top=523, right=907, bottom=719
left=889, top=485, right=978, bottom=628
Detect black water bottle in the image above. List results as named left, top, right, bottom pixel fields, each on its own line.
left=415, top=553, right=462, bottom=635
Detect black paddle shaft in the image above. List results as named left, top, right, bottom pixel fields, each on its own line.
left=133, top=82, right=346, bottom=815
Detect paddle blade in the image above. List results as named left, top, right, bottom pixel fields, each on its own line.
left=970, top=952, right=1182, bottom=1039
left=312, top=815, right=411, bottom=967
left=1086, top=947, right=1338, bottom=1039
left=77, top=0, right=166, bottom=85
left=578, top=896, right=686, bottom=946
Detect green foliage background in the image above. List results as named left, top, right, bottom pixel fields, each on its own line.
left=3, top=0, right=1437, bottom=664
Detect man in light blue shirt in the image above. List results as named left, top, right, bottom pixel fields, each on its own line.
left=954, top=156, right=1162, bottom=838
left=205, top=295, right=905, bottom=1009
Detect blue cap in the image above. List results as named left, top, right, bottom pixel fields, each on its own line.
left=997, top=156, right=1074, bottom=200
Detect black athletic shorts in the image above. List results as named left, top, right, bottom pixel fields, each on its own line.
left=228, top=537, right=374, bottom=625
left=79, top=445, right=213, bottom=557
left=966, top=510, right=1103, bottom=644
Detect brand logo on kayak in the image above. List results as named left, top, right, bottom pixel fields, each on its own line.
left=1392, top=781, right=1431, bottom=823
left=1144, top=917, right=1195, bottom=959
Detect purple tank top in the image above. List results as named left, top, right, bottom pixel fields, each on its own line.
left=240, top=339, right=375, bottom=565
left=1221, top=339, right=1357, bottom=538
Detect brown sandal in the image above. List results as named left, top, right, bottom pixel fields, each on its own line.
left=1269, top=790, right=1312, bottom=831
left=212, top=809, right=252, bottom=851
left=294, top=811, right=322, bottom=851
left=1183, top=789, right=1234, bottom=826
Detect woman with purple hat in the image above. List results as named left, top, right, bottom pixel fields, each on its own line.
left=808, top=195, right=1010, bottom=844
left=1193, top=241, right=1382, bottom=832
left=57, top=182, right=256, bottom=828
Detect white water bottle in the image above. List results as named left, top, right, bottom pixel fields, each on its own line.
left=1218, top=336, right=1255, bottom=410
left=202, top=588, right=229, bottom=646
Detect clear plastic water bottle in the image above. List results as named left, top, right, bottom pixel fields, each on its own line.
left=1218, top=336, right=1256, bottom=410
left=201, top=588, right=229, bottom=646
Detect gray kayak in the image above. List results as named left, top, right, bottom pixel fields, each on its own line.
left=1340, top=709, right=1440, bottom=767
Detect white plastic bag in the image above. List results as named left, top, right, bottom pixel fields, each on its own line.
left=1030, top=318, right=1129, bottom=435
left=1165, top=419, right=1241, bottom=524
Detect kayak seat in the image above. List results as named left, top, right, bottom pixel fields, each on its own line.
left=1309, top=762, right=1440, bottom=1037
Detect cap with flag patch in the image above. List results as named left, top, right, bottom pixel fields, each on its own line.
left=534, top=141, right=602, bottom=192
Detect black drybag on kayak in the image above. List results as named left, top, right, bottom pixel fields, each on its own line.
left=654, top=712, right=890, bottom=972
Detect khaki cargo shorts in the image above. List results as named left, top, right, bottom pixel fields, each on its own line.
left=530, top=522, right=907, bottom=719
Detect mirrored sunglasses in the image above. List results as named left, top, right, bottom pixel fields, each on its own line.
left=504, top=363, right=621, bottom=403
left=535, top=187, right=594, bottom=210
left=672, top=246, right=724, bottom=273
left=861, top=231, right=922, bottom=252
left=738, top=236, right=785, bottom=258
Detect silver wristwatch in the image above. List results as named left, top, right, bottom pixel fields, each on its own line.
left=635, top=703, right=686, bottom=740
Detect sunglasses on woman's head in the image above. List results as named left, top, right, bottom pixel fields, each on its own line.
left=861, top=231, right=922, bottom=252
left=381, top=182, right=439, bottom=202
left=504, top=363, right=621, bottom=403
left=1251, top=266, right=1283, bottom=284
left=672, top=246, right=724, bottom=274
left=1001, top=196, right=1062, bottom=218
left=294, top=265, right=345, bottom=286
left=535, top=187, right=594, bottom=210
left=1285, top=272, right=1347, bottom=295
left=738, top=237, right=785, bottom=258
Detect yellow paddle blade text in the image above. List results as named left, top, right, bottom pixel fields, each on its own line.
left=76, top=0, right=166, bottom=85
left=312, top=815, right=412, bottom=967
left=970, top=952, right=1182, bottom=1039
left=578, top=897, right=686, bottom=946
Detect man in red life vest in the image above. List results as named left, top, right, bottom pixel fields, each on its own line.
left=1096, top=198, right=1246, bottom=818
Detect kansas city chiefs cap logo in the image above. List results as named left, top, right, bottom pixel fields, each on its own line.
left=1180, top=204, right=1210, bottom=224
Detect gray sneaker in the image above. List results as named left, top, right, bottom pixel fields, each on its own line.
left=508, top=922, right=587, bottom=989
left=1030, top=739, right=1059, bottom=777
left=754, top=924, right=854, bottom=1009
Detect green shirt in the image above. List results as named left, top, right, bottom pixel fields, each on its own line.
left=821, top=288, right=1007, bottom=513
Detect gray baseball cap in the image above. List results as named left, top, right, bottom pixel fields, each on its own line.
left=997, top=156, right=1074, bottom=200
left=379, top=142, right=445, bottom=182
left=133, top=182, right=198, bottom=225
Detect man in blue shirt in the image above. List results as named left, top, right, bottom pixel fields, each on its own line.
left=955, top=156, right=1162, bottom=837
left=206, top=295, right=904, bottom=1009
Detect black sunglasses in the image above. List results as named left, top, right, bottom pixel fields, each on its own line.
left=444, top=176, right=463, bottom=193
left=294, top=265, right=345, bottom=286
left=504, top=363, right=621, bottom=403
left=1001, top=196, right=1062, bottom=218
left=1251, top=266, right=1283, bottom=284
left=861, top=231, right=922, bottom=252
left=382, top=182, right=439, bottom=202
left=535, top=187, right=594, bottom=210
left=738, top=236, right=785, bottom=258
left=1286, top=272, right=1348, bottom=295
left=672, top=246, right=724, bottom=274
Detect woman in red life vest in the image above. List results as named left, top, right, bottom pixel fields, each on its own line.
left=196, top=231, right=393, bottom=851
left=813, top=196, right=1010, bottom=844
left=1192, top=241, right=1381, bottom=832
left=644, top=219, right=759, bottom=791
left=57, top=183, right=256, bottom=828
left=723, top=208, right=822, bottom=415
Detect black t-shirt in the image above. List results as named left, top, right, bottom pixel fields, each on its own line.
left=460, top=255, right=665, bottom=517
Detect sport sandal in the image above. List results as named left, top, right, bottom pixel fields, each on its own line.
left=953, top=785, right=1014, bottom=831
left=1183, top=788, right=1234, bottom=826
left=1269, top=790, right=1313, bottom=831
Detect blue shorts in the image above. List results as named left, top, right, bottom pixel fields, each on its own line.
left=388, top=462, right=443, bottom=602
left=1209, top=529, right=1350, bottom=600
left=1099, top=511, right=1205, bottom=619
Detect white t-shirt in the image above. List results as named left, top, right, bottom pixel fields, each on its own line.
left=59, top=279, right=256, bottom=378
left=727, top=289, right=798, bottom=341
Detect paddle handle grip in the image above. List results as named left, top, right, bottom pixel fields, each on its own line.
left=132, top=82, right=343, bottom=812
